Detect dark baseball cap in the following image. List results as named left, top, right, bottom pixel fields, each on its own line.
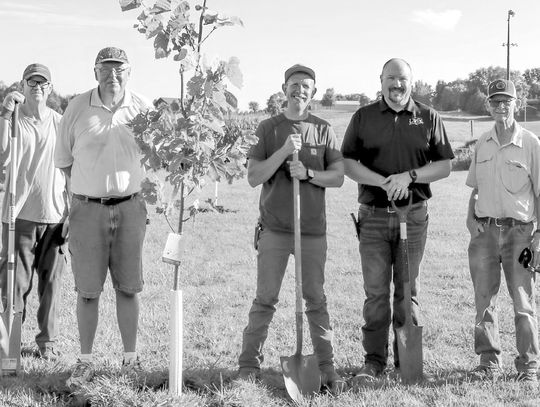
left=22, top=63, right=51, bottom=81
left=284, top=64, right=316, bottom=83
left=95, top=47, right=129, bottom=65
left=488, top=79, right=516, bottom=98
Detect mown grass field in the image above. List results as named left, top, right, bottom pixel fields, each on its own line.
left=2, top=111, right=540, bottom=406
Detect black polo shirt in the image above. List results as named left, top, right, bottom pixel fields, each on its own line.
left=341, top=98, right=454, bottom=206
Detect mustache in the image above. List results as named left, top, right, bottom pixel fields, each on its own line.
left=390, top=87, right=405, bottom=92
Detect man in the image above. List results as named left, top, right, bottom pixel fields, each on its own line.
left=341, top=58, right=453, bottom=381
left=466, top=79, right=540, bottom=384
left=55, top=47, right=151, bottom=387
left=238, top=64, right=345, bottom=392
left=0, top=63, right=68, bottom=360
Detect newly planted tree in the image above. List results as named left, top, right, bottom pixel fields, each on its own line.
left=118, top=0, right=257, bottom=395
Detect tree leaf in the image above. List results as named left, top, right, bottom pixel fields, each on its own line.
left=119, top=0, right=142, bottom=12
left=225, top=57, right=243, bottom=88
left=154, top=31, right=170, bottom=59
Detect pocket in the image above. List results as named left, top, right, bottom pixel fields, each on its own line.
left=501, top=159, right=529, bottom=193
left=357, top=205, right=372, bottom=227
left=300, top=144, right=325, bottom=170
left=408, top=205, right=428, bottom=225
left=475, top=152, right=493, bottom=184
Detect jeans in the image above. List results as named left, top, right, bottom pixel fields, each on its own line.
left=0, top=219, right=66, bottom=349
left=239, top=229, right=335, bottom=371
left=357, top=202, right=428, bottom=370
left=468, top=222, right=539, bottom=372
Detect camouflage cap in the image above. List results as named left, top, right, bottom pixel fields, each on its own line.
left=95, top=47, right=129, bottom=65
left=488, top=79, right=516, bottom=98
left=22, top=63, right=51, bottom=81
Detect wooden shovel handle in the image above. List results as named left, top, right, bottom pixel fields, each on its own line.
left=293, top=151, right=303, bottom=354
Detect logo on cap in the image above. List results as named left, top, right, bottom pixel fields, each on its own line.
left=496, top=81, right=506, bottom=90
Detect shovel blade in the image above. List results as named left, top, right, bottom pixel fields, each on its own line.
left=280, top=353, right=320, bottom=402
left=0, top=311, right=22, bottom=376
left=396, top=324, right=423, bottom=383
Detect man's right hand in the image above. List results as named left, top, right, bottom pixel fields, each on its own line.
left=466, top=216, right=484, bottom=238
left=1, top=92, right=25, bottom=119
left=280, top=133, right=302, bottom=156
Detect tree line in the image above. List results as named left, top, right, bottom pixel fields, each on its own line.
left=0, top=81, right=76, bottom=114
left=254, top=65, right=540, bottom=116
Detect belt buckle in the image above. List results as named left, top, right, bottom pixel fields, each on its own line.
left=387, top=206, right=395, bottom=214
left=100, top=197, right=110, bottom=205
left=494, top=217, right=503, bottom=227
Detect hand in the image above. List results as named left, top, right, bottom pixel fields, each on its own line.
left=281, top=133, right=303, bottom=156
left=288, top=159, right=308, bottom=180
left=531, top=233, right=540, bottom=269
left=382, top=172, right=411, bottom=201
left=61, top=219, right=69, bottom=240
left=1, top=92, right=25, bottom=118
left=466, top=216, right=484, bottom=238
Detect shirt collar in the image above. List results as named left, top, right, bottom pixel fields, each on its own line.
left=90, top=88, right=132, bottom=109
left=486, top=121, right=523, bottom=147
left=378, top=97, right=418, bottom=114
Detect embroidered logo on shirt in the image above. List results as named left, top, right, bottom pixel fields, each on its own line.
left=311, top=148, right=317, bottom=155
left=409, top=117, right=424, bottom=126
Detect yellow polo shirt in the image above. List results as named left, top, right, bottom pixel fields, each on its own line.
left=55, top=88, right=151, bottom=197
left=466, top=122, right=540, bottom=222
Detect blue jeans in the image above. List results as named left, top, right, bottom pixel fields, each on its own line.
left=0, top=219, right=66, bottom=349
left=239, top=229, right=335, bottom=372
left=468, top=222, right=539, bottom=372
left=357, top=202, right=428, bottom=370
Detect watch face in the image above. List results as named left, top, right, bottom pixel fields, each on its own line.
left=308, top=169, right=314, bottom=179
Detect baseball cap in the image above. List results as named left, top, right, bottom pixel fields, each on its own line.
left=284, top=64, right=316, bottom=83
left=487, top=79, right=516, bottom=98
left=95, top=47, right=129, bottom=65
left=22, top=63, right=51, bottom=82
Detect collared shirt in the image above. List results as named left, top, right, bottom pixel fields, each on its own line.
left=249, top=113, right=343, bottom=236
left=341, top=98, right=454, bottom=207
left=1, top=109, right=66, bottom=223
left=55, top=88, right=151, bottom=197
left=466, top=122, right=540, bottom=222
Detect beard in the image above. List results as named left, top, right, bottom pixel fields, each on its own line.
left=387, top=87, right=408, bottom=105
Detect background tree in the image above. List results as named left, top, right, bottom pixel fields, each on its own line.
left=266, top=92, right=285, bottom=116
left=523, top=68, right=540, bottom=99
left=248, top=101, right=259, bottom=113
left=320, top=87, right=336, bottom=107
left=411, top=80, right=433, bottom=106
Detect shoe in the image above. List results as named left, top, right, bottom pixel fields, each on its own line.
left=516, top=370, right=538, bottom=384
left=38, top=346, right=60, bottom=361
left=238, top=367, right=261, bottom=381
left=66, top=359, right=94, bottom=388
left=120, top=357, right=143, bottom=378
left=469, top=364, right=501, bottom=381
left=349, top=363, right=382, bottom=388
left=321, top=368, right=347, bottom=394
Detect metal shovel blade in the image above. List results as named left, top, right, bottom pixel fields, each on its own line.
left=0, top=311, right=23, bottom=375
left=280, top=353, right=320, bottom=402
left=396, top=312, right=423, bottom=383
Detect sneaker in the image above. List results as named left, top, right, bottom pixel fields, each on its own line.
left=469, top=364, right=501, bottom=381
left=238, top=367, right=261, bottom=381
left=120, top=357, right=143, bottom=378
left=516, top=370, right=538, bottom=383
left=321, top=368, right=347, bottom=394
left=37, top=346, right=60, bottom=361
left=66, top=359, right=94, bottom=388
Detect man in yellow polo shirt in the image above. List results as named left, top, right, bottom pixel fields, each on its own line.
left=466, top=79, right=540, bottom=384
left=55, top=47, right=151, bottom=388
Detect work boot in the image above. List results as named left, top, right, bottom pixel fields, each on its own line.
left=120, top=357, right=143, bottom=379
left=516, top=370, right=538, bottom=388
left=238, top=367, right=261, bottom=381
left=66, top=359, right=95, bottom=388
left=321, top=367, right=347, bottom=394
left=469, top=364, right=502, bottom=381
left=349, top=363, right=383, bottom=388
left=37, top=346, right=60, bottom=362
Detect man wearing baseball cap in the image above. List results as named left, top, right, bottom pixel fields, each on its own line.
left=238, top=63, right=346, bottom=393
left=466, top=78, right=540, bottom=384
left=55, top=47, right=152, bottom=387
left=0, top=63, right=68, bottom=360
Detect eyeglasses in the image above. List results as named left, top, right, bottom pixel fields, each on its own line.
left=488, top=99, right=515, bottom=108
left=26, top=79, right=50, bottom=89
left=96, top=65, right=130, bottom=76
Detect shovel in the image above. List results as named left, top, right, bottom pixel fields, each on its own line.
left=280, top=151, right=321, bottom=402
left=0, top=102, right=23, bottom=376
left=392, top=196, right=423, bottom=384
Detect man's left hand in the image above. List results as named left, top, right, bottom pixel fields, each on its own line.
left=382, top=172, right=411, bottom=201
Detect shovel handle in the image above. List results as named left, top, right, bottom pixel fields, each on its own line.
left=293, top=151, right=303, bottom=354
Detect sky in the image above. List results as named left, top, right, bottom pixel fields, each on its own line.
left=0, top=0, right=538, bottom=110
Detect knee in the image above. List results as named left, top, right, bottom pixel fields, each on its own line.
left=116, top=289, right=137, bottom=300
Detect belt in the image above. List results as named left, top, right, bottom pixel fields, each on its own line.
left=474, top=216, right=530, bottom=227
left=73, top=193, right=138, bottom=206
left=360, top=200, right=426, bottom=214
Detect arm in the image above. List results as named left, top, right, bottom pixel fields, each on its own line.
left=289, top=159, right=344, bottom=188
left=466, top=188, right=484, bottom=238
left=59, top=166, right=72, bottom=238
left=0, top=92, right=25, bottom=159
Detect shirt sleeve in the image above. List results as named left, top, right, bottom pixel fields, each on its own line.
left=324, top=125, right=343, bottom=166
left=248, top=120, right=268, bottom=161
left=428, top=111, right=455, bottom=161
left=340, top=110, right=362, bottom=160
left=465, top=143, right=478, bottom=188
left=54, top=104, right=75, bottom=169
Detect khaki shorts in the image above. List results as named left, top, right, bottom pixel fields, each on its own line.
left=68, top=194, right=147, bottom=298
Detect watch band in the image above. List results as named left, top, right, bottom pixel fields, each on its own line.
left=409, top=169, right=417, bottom=183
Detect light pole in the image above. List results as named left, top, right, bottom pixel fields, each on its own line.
left=502, top=10, right=516, bottom=80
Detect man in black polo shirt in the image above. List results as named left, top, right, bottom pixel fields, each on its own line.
left=341, top=58, right=454, bottom=381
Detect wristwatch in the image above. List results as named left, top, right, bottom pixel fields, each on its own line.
left=306, top=168, right=315, bottom=181
left=409, top=169, right=418, bottom=183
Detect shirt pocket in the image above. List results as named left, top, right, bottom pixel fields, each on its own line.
left=475, top=151, right=494, bottom=184
left=501, top=159, right=530, bottom=193
left=300, top=143, right=325, bottom=170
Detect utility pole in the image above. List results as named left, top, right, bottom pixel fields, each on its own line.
left=503, top=10, right=516, bottom=80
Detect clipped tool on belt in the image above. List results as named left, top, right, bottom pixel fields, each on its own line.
left=518, top=247, right=540, bottom=273
left=350, top=213, right=360, bottom=241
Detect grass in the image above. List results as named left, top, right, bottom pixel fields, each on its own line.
left=2, top=109, right=540, bottom=405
